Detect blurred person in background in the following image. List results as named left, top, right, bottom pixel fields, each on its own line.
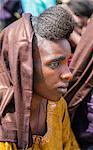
left=60, top=0, right=93, bottom=54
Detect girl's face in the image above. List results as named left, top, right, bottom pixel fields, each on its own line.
left=33, top=37, right=73, bottom=101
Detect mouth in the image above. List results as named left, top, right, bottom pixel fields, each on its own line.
left=57, top=87, right=67, bottom=95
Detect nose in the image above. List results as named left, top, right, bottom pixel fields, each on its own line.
left=60, top=71, right=73, bottom=81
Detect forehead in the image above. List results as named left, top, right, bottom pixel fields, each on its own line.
left=73, top=15, right=88, bottom=26
left=37, top=37, right=71, bottom=62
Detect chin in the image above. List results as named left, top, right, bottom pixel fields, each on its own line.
left=34, top=89, right=62, bottom=101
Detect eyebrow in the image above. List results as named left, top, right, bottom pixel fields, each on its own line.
left=52, top=56, right=65, bottom=62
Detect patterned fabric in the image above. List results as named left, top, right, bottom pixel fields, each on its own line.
left=0, top=142, right=17, bottom=150
left=0, top=98, right=80, bottom=150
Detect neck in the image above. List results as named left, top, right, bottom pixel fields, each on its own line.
left=32, top=92, right=44, bottom=101
left=31, top=93, right=45, bottom=109
left=30, top=92, right=47, bottom=135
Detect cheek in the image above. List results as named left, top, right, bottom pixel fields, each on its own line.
left=42, top=67, right=60, bottom=86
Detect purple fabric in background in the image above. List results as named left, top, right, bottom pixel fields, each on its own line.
left=0, top=9, right=11, bottom=20
left=87, top=93, right=93, bottom=133
left=0, top=0, right=22, bottom=20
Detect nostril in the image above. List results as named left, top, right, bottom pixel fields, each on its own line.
left=61, top=73, right=73, bottom=81
left=69, top=73, right=73, bottom=80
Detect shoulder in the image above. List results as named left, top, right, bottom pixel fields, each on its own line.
left=0, top=13, right=33, bottom=44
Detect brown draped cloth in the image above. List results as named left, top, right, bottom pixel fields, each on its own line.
left=64, top=16, right=93, bottom=118
left=0, top=14, right=34, bottom=149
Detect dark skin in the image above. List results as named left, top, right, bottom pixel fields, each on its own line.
left=62, top=4, right=88, bottom=47
left=30, top=35, right=73, bottom=135
left=69, top=14, right=88, bottom=47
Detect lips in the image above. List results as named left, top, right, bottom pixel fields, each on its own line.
left=57, top=87, right=67, bottom=95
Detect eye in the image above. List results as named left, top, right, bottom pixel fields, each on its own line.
left=48, top=61, right=60, bottom=69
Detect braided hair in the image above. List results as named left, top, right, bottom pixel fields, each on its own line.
left=33, top=5, right=75, bottom=40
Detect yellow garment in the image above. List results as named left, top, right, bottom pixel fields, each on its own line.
left=0, top=98, right=80, bottom=150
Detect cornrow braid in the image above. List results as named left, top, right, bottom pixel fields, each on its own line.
left=33, top=5, right=75, bottom=40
